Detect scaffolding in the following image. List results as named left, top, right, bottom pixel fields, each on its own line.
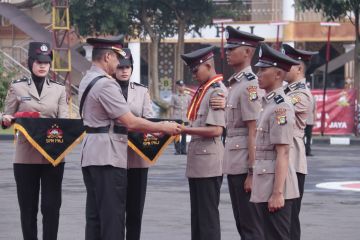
left=51, top=0, right=74, bottom=116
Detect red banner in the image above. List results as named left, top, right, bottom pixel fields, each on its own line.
left=312, top=89, right=356, bottom=135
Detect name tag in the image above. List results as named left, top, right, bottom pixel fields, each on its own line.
left=19, top=96, right=32, bottom=102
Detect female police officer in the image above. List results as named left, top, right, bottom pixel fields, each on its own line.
left=1, top=42, right=68, bottom=240
left=114, top=48, right=153, bottom=240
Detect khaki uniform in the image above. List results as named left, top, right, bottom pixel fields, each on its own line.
left=171, top=93, right=191, bottom=122
left=186, top=82, right=227, bottom=178
left=3, top=77, right=68, bottom=164
left=284, top=79, right=312, bottom=174
left=251, top=87, right=299, bottom=203
left=127, top=82, right=153, bottom=168
left=223, top=66, right=261, bottom=174
left=78, top=65, right=130, bottom=168
left=223, top=66, right=264, bottom=240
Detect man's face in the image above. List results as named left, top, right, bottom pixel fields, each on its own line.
left=177, top=85, right=185, bottom=92
left=106, top=52, right=120, bottom=75
left=257, top=67, right=278, bottom=90
left=226, top=46, right=248, bottom=66
left=192, top=63, right=210, bottom=83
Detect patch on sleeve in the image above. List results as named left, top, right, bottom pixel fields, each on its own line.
left=247, top=86, right=258, bottom=101
left=291, top=95, right=301, bottom=105
left=275, top=108, right=287, bottom=125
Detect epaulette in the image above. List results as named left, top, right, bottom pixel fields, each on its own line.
left=12, top=76, right=29, bottom=84
left=49, top=79, right=65, bottom=86
left=289, top=82, right=305, bottom=91
left=274, top=95, right=285, bottom=104
left=233, top=72, right=243, bottom=81
left=244, top=72, right=256, bottom=81
left=211, top=82, right=221, bottom=88
left=133, top=82, right=148, bottom=88
left=284, top=86, right=290, bottom=94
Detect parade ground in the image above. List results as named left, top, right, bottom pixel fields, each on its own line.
left=0, top=141, right=359, bottom=240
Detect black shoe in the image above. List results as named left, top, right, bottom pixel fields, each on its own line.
left=306, top=153, right=314, bottom=156
left=175, top=152, right=181, bottom=155
left=181, top=151, right=187, bottom=155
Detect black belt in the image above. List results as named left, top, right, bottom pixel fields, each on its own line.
left=85, top=125, right=127, bottom=134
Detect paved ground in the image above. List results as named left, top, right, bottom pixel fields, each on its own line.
left=0, top=141, right=359, bottom=240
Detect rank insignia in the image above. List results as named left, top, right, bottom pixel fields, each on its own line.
left=275, top=108, right=287, bottom=125
left=291, top=95, right=301, bottom=105
left=247, top=86, right=258, bottom=101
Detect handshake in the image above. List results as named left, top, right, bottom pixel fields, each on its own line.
left=158, top=121, right=185, bottom=136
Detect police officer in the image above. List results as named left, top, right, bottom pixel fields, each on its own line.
left=282, top=44, right=317, bottom=240
left=220, top=26, right=265, bottom=240
left=114, top=48, right=153, bottom=240
left=180, top=45, right=227, bottom=240
left=170, top=80, right=191, bottom=154
left=1, top=42, right=68, bottom=240
left=250, top=43, right=300, bottom=240
left=79, top=38, right=181, bottom=240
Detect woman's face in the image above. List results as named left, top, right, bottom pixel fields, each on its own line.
left=115, top=65, right=132, bottom=81
left=32, top=60, right=50, bottom=77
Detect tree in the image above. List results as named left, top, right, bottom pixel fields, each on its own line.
left=296, top=0, right=360, bottom=102
left=0, top=55, right=17, bottom=111
left=128, top=0, right=177, bottom=105
left=159, top=0, right=215, bottom=83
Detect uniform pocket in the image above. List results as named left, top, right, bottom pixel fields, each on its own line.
left=194, top=141, right=217, bottom=155
left=255, top=160, right=276, bottom=175
left=110, top=134, right=127, bottom=143
left=228, top=136, right=247, bottom=150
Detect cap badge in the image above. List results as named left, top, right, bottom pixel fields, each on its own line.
left=225, top=30, right=229, bottom=40
left=259, top=47, right=262, bottom=58
left=40, top=44, right=48, bottom=52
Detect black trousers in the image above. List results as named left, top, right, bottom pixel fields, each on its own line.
left=174, top=132, right=187, bottom=154
left=304, top=125, right=313, bottom=155
left=228, top=174, right=264, bottom=240
left=188, top=176, right=223, bottom=240
left=255, top=200, right=294, bottom=240
left=126, top=168, right=148, bottom=240
left=82, top=166, right=127, bottom=240
left=14, top=163, right=64, bottom=240
left=291, top=173, right=306, bottom=240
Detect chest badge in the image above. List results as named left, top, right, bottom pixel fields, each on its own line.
left=247, top=86, right=258, bottom=101
left=291, top=95, right=301, bottom=105
left=275, top=108, right=287, bottom=125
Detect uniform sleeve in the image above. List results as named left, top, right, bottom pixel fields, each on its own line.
left=142, top=90, right=153, bottom=118
left=240, top=83, right=261, bottom=121
left=269, top=103, right=294, bottom=145
left=3, top=84, right=19, bottom=115
left=57, top=86, right=69, bottom=118
left=289, top=92, right=311, bottom=114
left=98, top=80, right=130, bottom=119
left=205, top=89, right=226, bottom=127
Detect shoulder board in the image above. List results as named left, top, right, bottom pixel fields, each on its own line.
left=211, top=82, right=221, bottom=88
left=49, top=79, right=65, bottom=86
left=297, top=83, right=306, bottom=90
left=284, top=86, right=290, bottom=94
left=274, top=95, right=285, bottom=104
left=11, top=76, right=29, bottom=84
left=133, top=82, right=148, bottom=88
left=244, top=72, right=256, bottom=81
left=233, top=72, right=243, bottom=81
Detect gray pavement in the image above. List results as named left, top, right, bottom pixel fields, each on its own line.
left=0, top=141, right=359, bottom=240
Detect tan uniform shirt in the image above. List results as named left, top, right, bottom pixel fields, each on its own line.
left=306, top=94, right=316, bottom=126
left=223, top=66, right=261, bottom=175
left=126, top=82, right=154, bottom=168
left=79, top=65, right=130, bottom=169
left=284, top=79, right=312, bottom=174
left=251, top=87, right=299, bottom=203
left=186, top=81, right=227, bottom=178
left=171, top=93, right=191, bottom=122
left=4, top=76, right=68, bottom=164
